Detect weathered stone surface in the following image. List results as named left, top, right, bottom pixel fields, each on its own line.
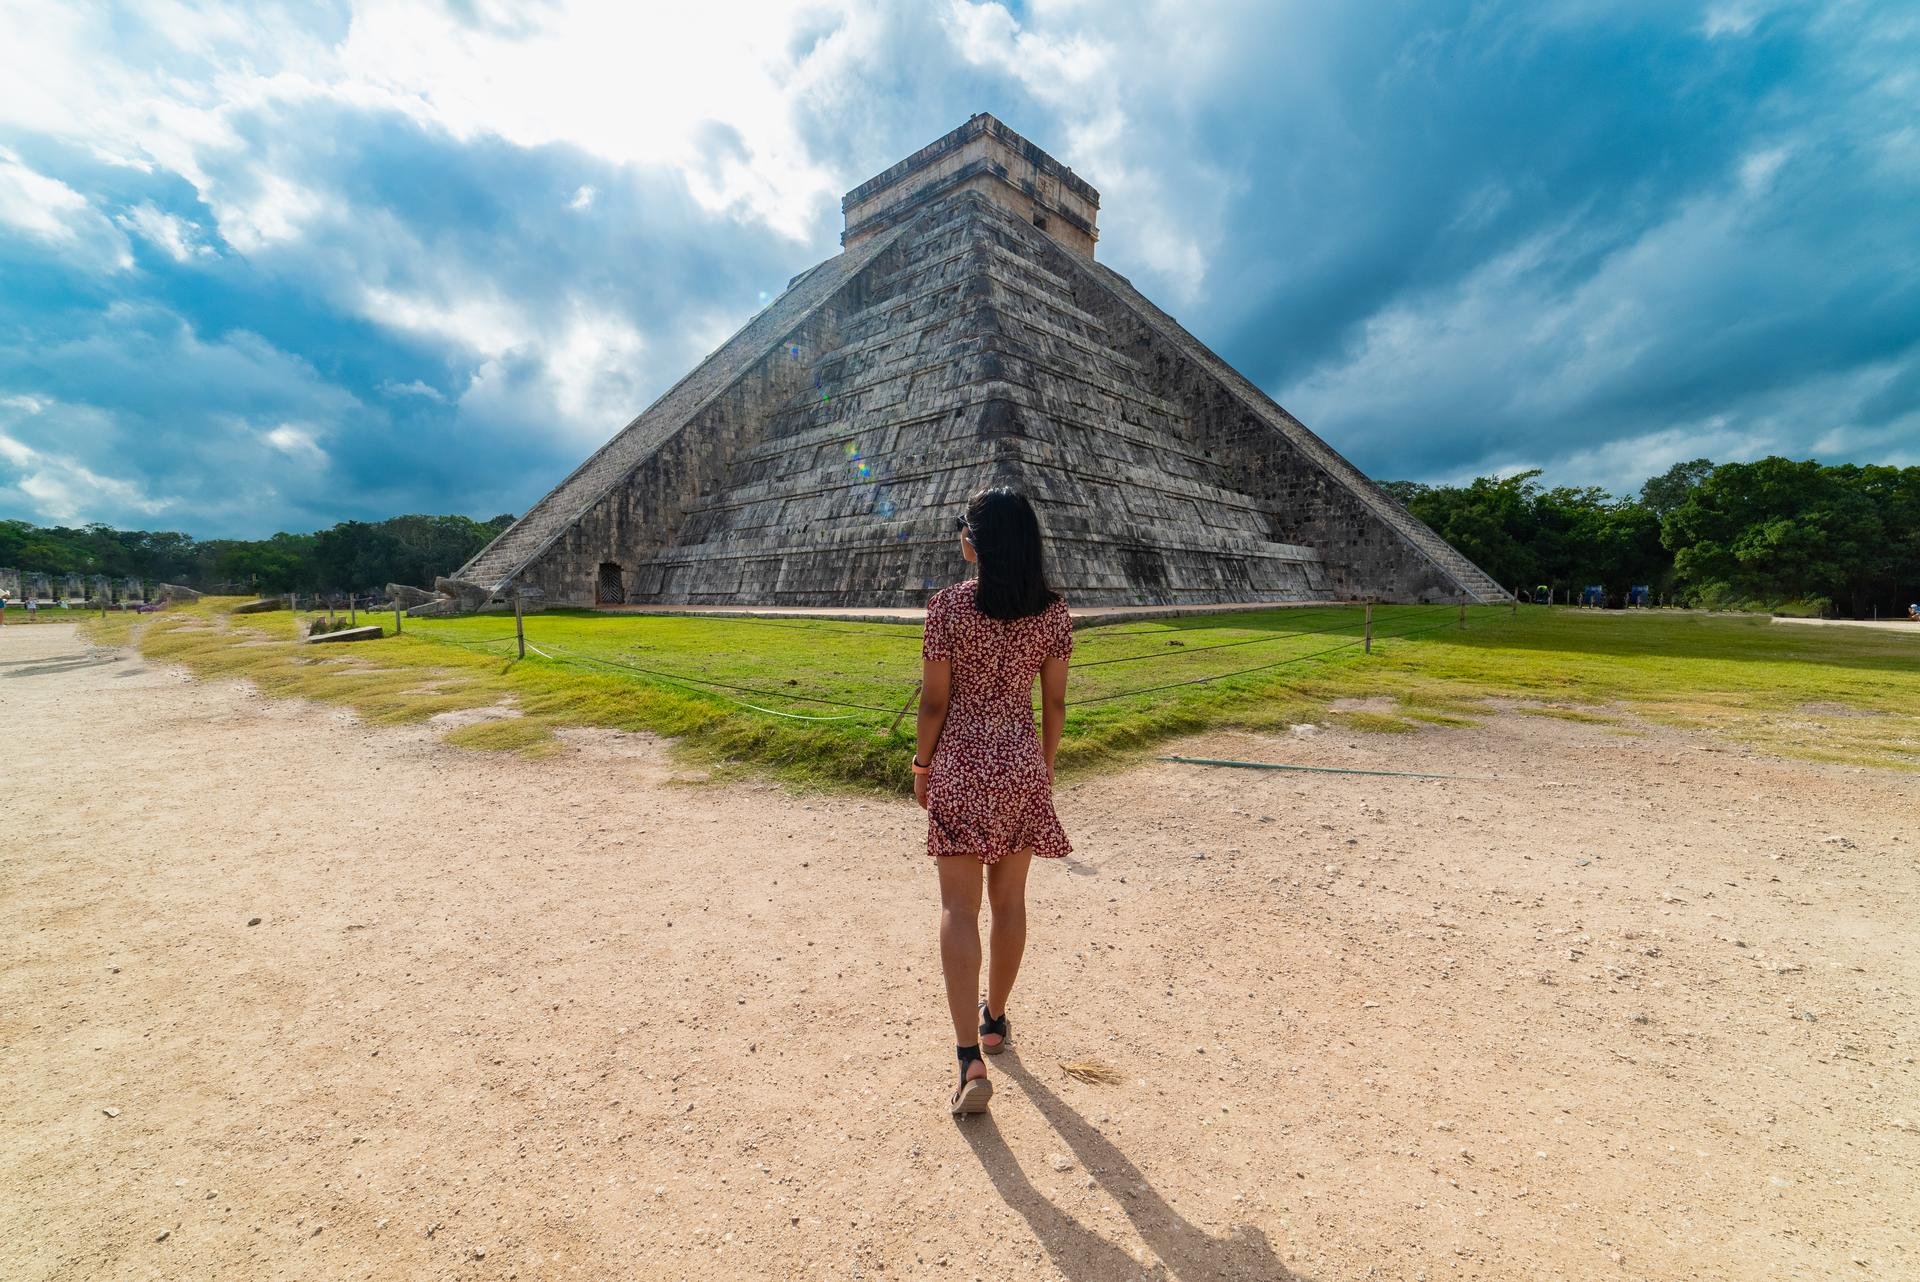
left=479, top=585, right=546, bottom=614
left=303, top=624, right=383, bottom=644
left=386, top=583, right=440, bottom=609
left=433, top=577, right=493, bottom=613
left=231, top=597, right=288, bottom=614
left=154, top=583, right=202, bottom=603
left=455, top=116, right=1509, bottom=609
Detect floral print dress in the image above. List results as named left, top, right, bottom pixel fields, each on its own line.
left=922, top=579, right=1074, bottom=864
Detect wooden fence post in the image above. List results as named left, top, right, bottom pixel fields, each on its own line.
left=515, top=589, right=525, bottom=659
left=1459, top=600, right=1466, bottom=629
left=1364, top=602, right=1373, bottom=654
left=885, top=682, right=922, bottom=737
left=394, top=600, right=403, bottom=634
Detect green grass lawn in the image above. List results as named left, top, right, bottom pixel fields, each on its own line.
left=77, top=599, right=1920, bottom=788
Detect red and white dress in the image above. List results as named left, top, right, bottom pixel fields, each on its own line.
left=922, top=579, right=1074, bottom=864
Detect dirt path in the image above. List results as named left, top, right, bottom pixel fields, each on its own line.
left=4, top=621, right=1916, bottom=1281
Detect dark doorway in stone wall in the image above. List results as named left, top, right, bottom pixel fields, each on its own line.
left=596, top=562, right=626, bottom=605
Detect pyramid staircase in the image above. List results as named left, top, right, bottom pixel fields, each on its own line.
left=615, top=198, right=1337, bottom=605
left=454, top=140, right=1510, bottom=608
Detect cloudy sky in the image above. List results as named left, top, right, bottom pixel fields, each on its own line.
left=1, top=0, right=1915, bottom=537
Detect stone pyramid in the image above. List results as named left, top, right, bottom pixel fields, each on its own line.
left=455, top=115, right=1507, bottom=608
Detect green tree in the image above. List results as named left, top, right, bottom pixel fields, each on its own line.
left=1639, top=458, right=1713, bottom=519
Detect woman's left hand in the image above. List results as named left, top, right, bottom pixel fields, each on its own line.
left=913, top=770, right=929, bottom=810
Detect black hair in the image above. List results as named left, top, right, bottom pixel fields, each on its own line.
left=963, top=486, right=1060, bottom=620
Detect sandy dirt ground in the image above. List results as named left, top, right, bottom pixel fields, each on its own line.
left=4, top=620, right=1916, bottom=1281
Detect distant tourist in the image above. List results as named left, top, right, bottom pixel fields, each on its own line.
left=0, top=594, right=8, bottom=625
left=1909, top=603, right=1920, bottom=621
left=915, top=487, right=1073, bottom=1115
left=25, top=597, right=36, bottom=621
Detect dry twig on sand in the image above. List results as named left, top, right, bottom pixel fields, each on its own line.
left=1060, top=1059, right=1125, bottom=1084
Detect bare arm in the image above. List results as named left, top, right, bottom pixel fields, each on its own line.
left=1039, top=655, right=1067, bottom=781
left=913, top=657, right=951, bottom=809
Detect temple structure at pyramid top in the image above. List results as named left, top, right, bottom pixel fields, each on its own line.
left=452, top=115, right=1508, bottom=609
left=841, top=113, right=1100, bottom=257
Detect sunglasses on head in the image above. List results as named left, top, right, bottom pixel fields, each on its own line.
left=955, top=515, right=972, bottom=534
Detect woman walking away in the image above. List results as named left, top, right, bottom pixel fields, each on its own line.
left=913, top=486, right=1073, bottom=1115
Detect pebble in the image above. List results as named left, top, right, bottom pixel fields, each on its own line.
left=102, top=1107, right=121, bottom=1118
left=1048, top=1153, right=1075, bottom=1172
left=1627, top=1012, right=1650, bottom=1024
left=247, top=917, right=262, bottom=927
left=155, top=1229, right=170, bottom=1242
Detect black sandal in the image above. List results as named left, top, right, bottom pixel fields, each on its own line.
left=979, top=1002, right=1010, bottom=1055
left=950, top=1044, right=992, bottom=1115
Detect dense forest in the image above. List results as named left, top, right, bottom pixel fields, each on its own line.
left=1384, top=457, right=1920, bottom=617
left=3, top=455, right=1916, bottom=615
left=0, top=513, right=514, bottom=597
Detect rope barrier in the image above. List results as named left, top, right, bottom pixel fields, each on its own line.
left=400, top=624, right=893, bottom=718
left=397, top=604, right=1509, bottom=725
left=538, top=641, right=899, bottom=716
left=1066, top=614, right=1483, bottom=707
left=1068, top=606, right=1431, bottom=669
left=1157, top=756, right=1473, bottom=780
left=602, top=611, right=925, bottom=642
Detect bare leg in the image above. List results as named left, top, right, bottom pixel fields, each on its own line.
left=983, top=847, right=1033, bottom=1039
left=936, top=856, right=988, bottom=1087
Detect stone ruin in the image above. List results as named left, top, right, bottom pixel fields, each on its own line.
left=394, top=579, right=545, bottom=618
left=452, top=114, right=1508, bottom=610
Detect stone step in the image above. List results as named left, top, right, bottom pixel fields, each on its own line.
left=454, top=223, right=912, bottom=589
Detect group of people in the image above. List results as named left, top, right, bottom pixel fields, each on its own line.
left=0, top=595, right=84, bottom=622
left=0, top=594, right=42, bottom=622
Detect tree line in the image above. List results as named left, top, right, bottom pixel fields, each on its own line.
left=0, top=513, right=514, bottom=596
left=1384, top=456, right=1920, bottom=617
left=4, top=454, right=1915, bottom=615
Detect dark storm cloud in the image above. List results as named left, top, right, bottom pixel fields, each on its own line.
left=0, top=1, right=1913, bottom=536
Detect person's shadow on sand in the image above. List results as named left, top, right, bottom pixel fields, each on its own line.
left=961, top=1052, right=1301, bottom=1281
